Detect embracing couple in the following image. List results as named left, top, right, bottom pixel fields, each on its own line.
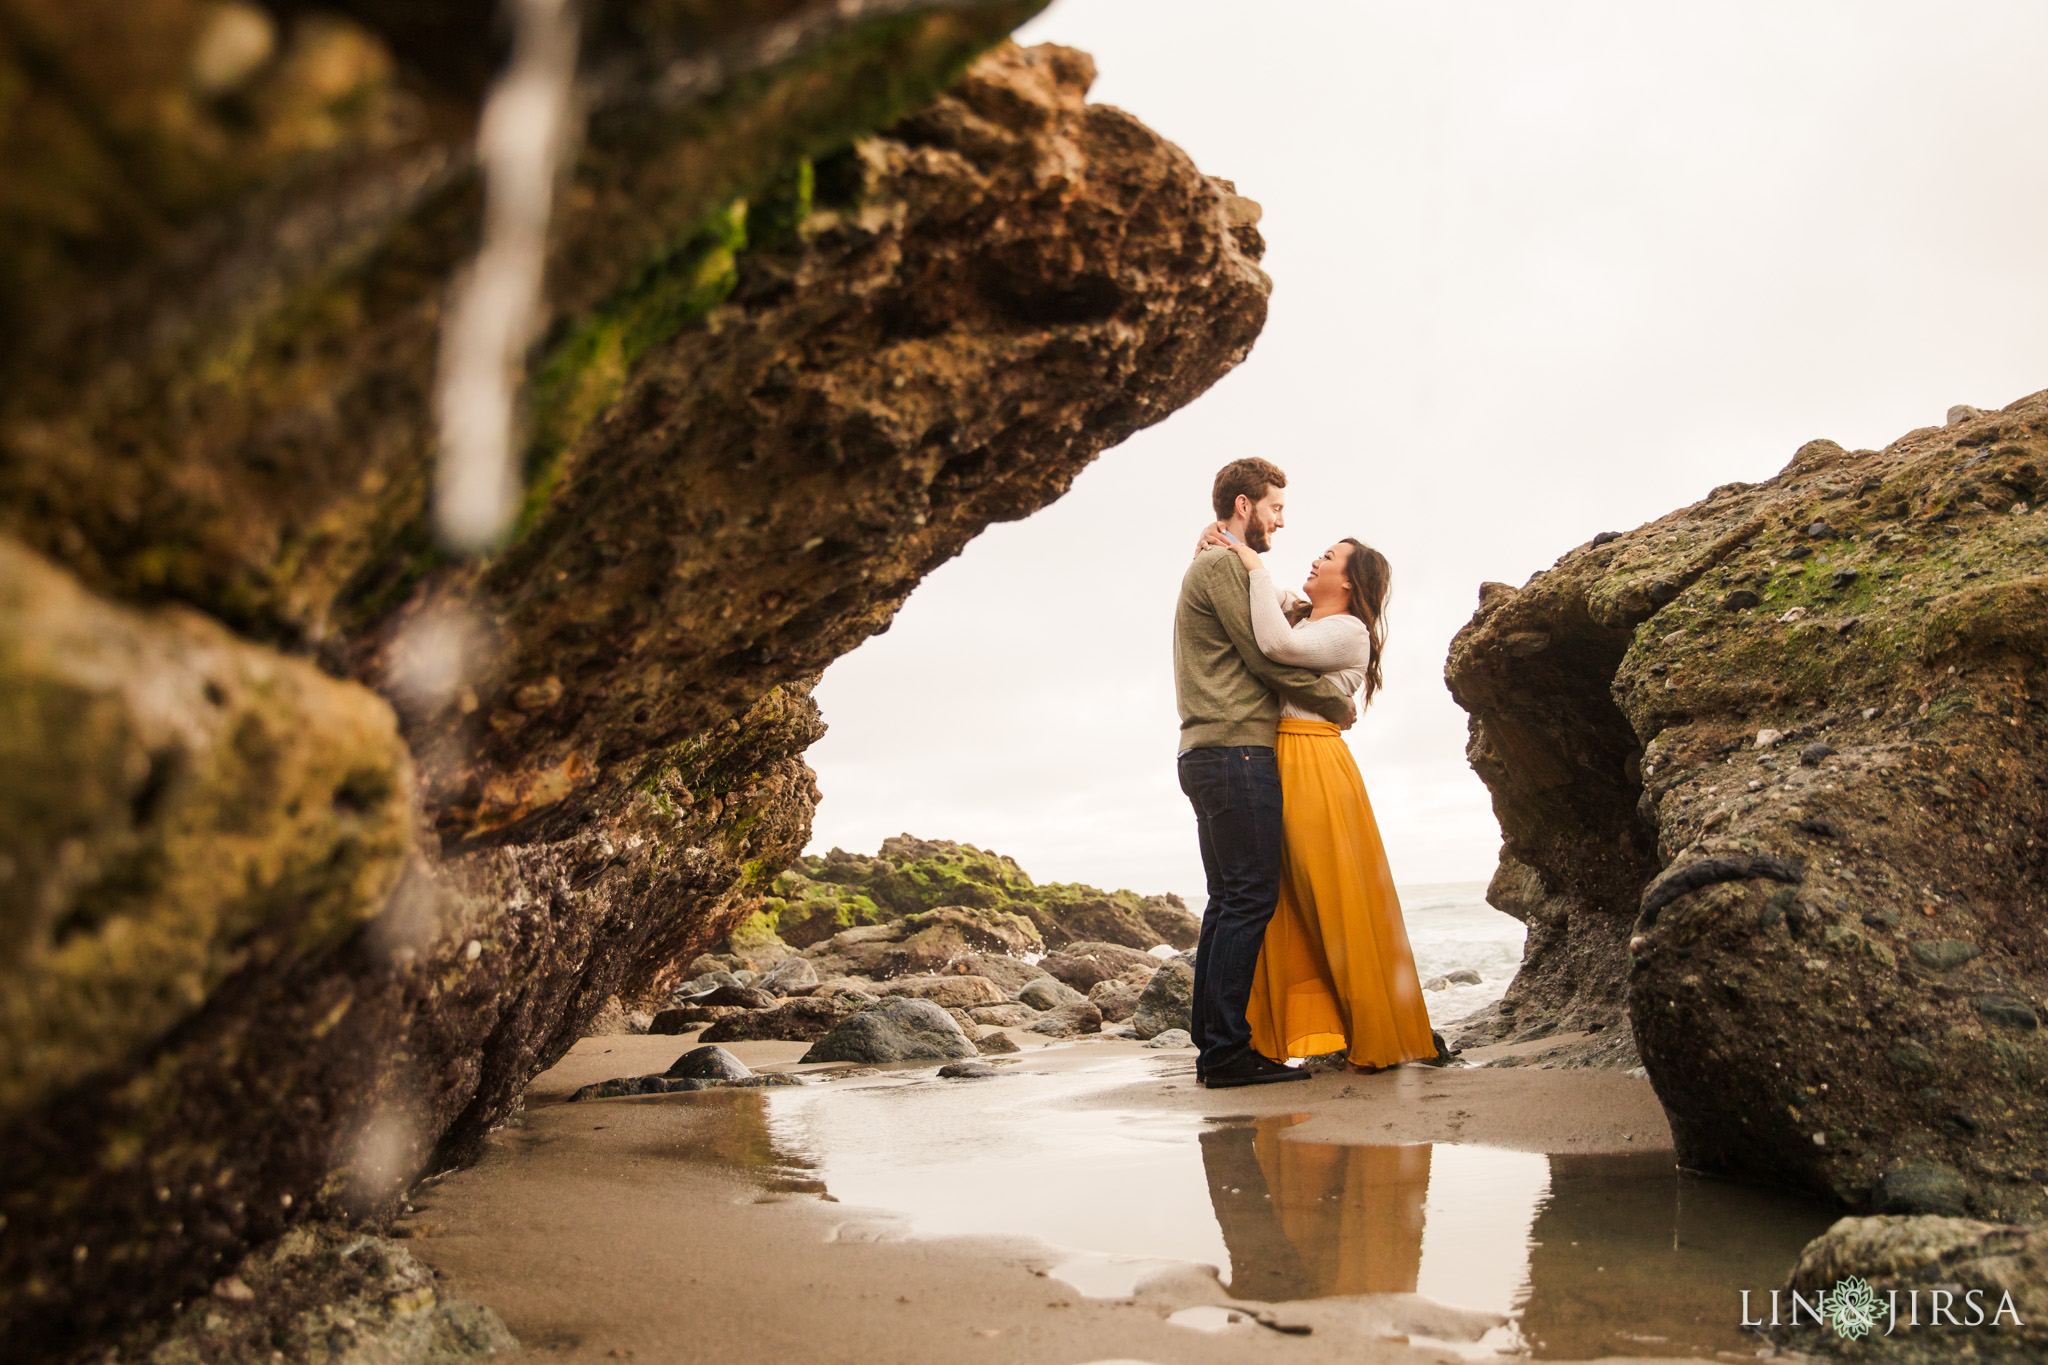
left=1173, top=457, right=1439, bottom=1089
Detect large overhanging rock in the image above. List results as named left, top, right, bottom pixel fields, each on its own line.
left=385, top=39, right=1274, bottom=848
left=0, top=5, right=1272, bottom=1357
left=1448, top=392, right=2048, bottom=1216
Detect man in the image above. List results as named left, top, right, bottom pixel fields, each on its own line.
left=1173, top=457, right=1355, bottom=1089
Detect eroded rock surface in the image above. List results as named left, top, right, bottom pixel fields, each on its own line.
left=0, top=6, right=1270, bottom=1354
left=1775, top=1215, right=2048, bottom=1362
left=1448, top=392, right=2048, bottom=1214
left=87, top=1222, right=517, bottom=1365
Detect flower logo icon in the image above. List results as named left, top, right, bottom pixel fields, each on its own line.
left=1823, top=1276, right=1882, bottom=1340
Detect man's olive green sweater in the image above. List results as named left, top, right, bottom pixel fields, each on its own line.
left=1174, top=548, right=1353, bottom=750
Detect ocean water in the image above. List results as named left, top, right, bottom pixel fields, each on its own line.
left=1394, top=880, right=1526, bottom=1030
left=1177, top=879, right=1525, bottom=1032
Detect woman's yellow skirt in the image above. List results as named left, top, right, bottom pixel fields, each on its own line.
left=1248, top=718, right=1437, bottom=1068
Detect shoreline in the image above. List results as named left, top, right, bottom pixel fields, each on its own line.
left=398, top=1031, right=1703, bottom=1364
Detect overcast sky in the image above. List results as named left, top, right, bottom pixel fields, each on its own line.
left=801, top=0, right=2048, bottom=903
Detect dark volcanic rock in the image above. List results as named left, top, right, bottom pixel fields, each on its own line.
left=1446, top=393, right=2048, bottom=1214
left=1, top=14, right=1281, bottom=1352
left=698, top=997, right=859, bottom=1043
left=1132, top=953, right=1196, bottom=1040
left=664, top=1046, right=753, bottom=1082
left=938, top=1061, right=997, bottom=1078
left=799, top=998, right=980, bottom=1064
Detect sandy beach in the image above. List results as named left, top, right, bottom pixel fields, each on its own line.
left=394, top=1030, right=1834, bottom=1365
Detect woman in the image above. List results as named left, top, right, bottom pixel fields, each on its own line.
left=1200, top=529, right=1438, bottom=1071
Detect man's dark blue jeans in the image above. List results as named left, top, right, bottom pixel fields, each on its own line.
left=1177, top=744, right=1284, bottom=1073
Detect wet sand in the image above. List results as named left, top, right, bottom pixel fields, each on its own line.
left=400, top=1032, right=1791, bottom=1364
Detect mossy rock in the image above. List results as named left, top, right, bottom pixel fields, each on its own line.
left=0, top=538, right=413, bottom=1120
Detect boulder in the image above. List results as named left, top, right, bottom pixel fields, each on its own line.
left=699, top=997, right=861, bottom=1044
left=1041, top=942, right=1160, bottom=991
left=649, top=1005, right=743, bottom=1035
left=1132, top=953, right=1196, bottom=1039
left=969, top=1003, right=1040, bottom=1028
left=881, top=975, right=1009, bottom=1009
left=663, top=1046, right=753, bottom=1082
left=938, top=1061, right=997, bottom=1078
left=1024, top=1001, right=1103, bottom=1038
left=950, top=953, right=1045, bottom=997
left=1015, top=893, right=1160, bottom=950
left=1088, top=972, right=1151, bottom=1023
left=758, top=956, right=819, bottom=994
left=81, top=1222, right=516, bottom=1365
left=1019, top=977, right=1089, bottom=1011
left=674, top=970, right=743, bottom=998
left=1444, top=393, right=2048, bottom=1214
left=569, top=1072, right=800, bottom=1100
left=1137, top=894, right=1203, bottom=951
left=799, top=998, right=980, bottom=1064
left=976, top=1031, right=1022, bottom=1055
left=1144, top=1028, right=1194, bottom=1049
left=685, top=985, right=777, bottom=1010
left=1774, top=1216, right=2048, bottom=1360
left=802, top=906, right=1042, bottom=980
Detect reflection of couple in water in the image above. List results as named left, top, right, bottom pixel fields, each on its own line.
left=1173, top=457, right=1439, bottom=1089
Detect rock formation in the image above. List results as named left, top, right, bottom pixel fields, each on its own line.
left=1776, top=1215, right=2047, bottom=1362
left=753, top=834, right=1202, bottom=952
left=1448, top=391, right=2048, bottom=1217
left=0, top=3, right=1271, bottom=1354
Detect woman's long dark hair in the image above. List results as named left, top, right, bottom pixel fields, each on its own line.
left=1339, top=538, right=1390, bottom=705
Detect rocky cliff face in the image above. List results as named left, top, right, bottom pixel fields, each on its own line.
left=1448, top=392, right=2048, bottom=1217
left=0, top=4, right=1272, bottom=1355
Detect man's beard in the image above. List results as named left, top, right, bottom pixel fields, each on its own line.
left=1245, top=521, right=1273, bottom=553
